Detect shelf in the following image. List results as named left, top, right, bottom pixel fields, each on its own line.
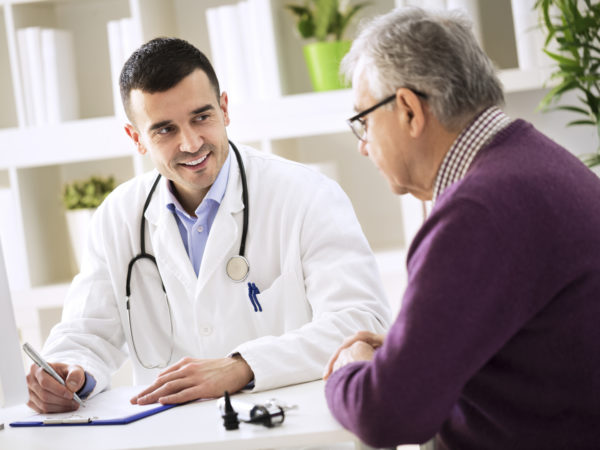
left=498, top=67, right=553, bottom=93
left=228, top=66, right=550, bottom=143
left=0, top=116, right=133, bottom=169
left=0, top=64, right=551, bottom=170
left=228, top=89, right=353, bottom=142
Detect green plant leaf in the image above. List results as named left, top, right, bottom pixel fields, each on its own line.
left=285, top=0, right=369, bottom=41
left=314, top=0, right=337, bottom=41
left=62, top=176, right=116, bottom=210
left=338, top=2, right=370, bottom=40
left=554, top=105, right=591, bottom=115
left=543, top=49, right=580, bottom=67
left=567, top=119, right=596, bottom=126
left=580, top=152, right=600, bottom=169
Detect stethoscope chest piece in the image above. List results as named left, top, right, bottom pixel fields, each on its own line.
left=226, top=255, right=250, bottom=282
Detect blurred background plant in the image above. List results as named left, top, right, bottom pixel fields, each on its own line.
left=62, top=175, right=115, bottom=210
left=285, top=0, right=370, bottom=42
left=535, top=0, right=600, bottom=168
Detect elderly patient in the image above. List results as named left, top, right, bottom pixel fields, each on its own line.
left=324, top=6, right=600, bottom=450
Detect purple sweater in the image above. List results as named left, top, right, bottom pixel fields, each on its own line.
left=325, top=120, right=600, bottom=449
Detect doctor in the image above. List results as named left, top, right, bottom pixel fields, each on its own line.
left=26, top=37, right=391, bottom=413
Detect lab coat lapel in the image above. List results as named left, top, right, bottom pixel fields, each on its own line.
left=145, top=177, right=197, bottom=292
left=196, top=151, right=245, bottom=294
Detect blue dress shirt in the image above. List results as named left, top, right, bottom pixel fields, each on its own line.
left=166, top=151, right=231, bottom=276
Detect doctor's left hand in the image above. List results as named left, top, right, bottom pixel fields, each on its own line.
left=130, top=354, right=254, bottom=405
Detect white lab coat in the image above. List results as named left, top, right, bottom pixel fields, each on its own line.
left=44, top=144, right=391, bottom=395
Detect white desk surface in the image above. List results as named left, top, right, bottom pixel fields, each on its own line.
left=0, top=380, right=399, bottom=450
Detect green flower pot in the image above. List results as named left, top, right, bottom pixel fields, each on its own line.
left=303, top=40, right=351, bottom=92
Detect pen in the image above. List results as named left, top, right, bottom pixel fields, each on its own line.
left=22, top=342, right=84, bottom=407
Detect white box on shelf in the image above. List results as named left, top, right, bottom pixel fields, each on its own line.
left=511, top=0, right=546, bottom=70
left=41, top=28, right=79, bottom=124
left=24, top=27, right=46, bottom=126
left=107, top=18, right=139, bottom=119
left=16, top=28, right=34, bottom=127
left=247, top=0, right=282, bottom=100
left=215, top=4, right=251, bottom=104
left=446, top=0, right=482, bottom=44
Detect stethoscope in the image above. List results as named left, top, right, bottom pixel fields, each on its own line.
left=125, top=140, right=249, bottom=369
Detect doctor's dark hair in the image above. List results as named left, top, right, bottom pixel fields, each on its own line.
left=120, top=37, right=220, bottom=121
left=341, top=7, right=504, bottom=131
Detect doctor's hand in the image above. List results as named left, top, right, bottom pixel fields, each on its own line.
left=323, top=331, right=385, bottom=380
left=26, top=362, right=85, bottom=413
left=130, top=354, right=254, bottom=405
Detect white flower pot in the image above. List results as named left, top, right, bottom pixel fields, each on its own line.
left=65, top=208, right=95, bottom=271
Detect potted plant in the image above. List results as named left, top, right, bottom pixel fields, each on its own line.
left=285, top=0, right=370, bottom=91
left=535, top=0, right=600, bottom=170
left=62, top=175, right=115, bottom=269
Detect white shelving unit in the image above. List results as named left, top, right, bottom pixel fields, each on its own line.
left=0, top=0, right=587, bottom=333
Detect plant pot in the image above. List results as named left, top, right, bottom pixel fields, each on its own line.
left=65, top=208, right=95, bottom=271
left=303, top=40, right=351, bottom=92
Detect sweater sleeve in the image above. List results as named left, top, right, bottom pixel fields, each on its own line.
left=325, top=196, right=545, bottom=447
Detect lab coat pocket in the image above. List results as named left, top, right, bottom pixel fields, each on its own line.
left=250, top=271, right=310, bottom=336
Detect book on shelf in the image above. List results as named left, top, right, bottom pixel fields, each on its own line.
left=21, top=27, right=45, bottom=126
left=107, top=18, right=139, bottom=119
left=407, top=0, right=446, bottom=10
left=16, top=27, right=79, bottom=126
left=16, top=28, right=34, bottom=126
left=216, top=4, right=251, bottom=104
left=205, top=0, right=281, bottom=105
left=41, top=29, right=79, bottom=124
left=511, top=0, right=548, bottom=71
left=445, top=0, right=481, bottom=43
left=398, top=0, right=482, bottom=44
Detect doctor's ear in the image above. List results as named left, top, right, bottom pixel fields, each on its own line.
left=125, top=124, right=147, bottom=155
left=219, top=92, right=231, bottom=126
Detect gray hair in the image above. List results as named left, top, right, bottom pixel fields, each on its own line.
left=342, top=7, right=504, bottom=130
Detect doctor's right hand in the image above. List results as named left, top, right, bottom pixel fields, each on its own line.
left=131, top=355, right=254, bottom=405
left=26, top=362, right=85, bottom=413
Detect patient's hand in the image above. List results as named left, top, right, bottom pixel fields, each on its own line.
left=323, top=331, right=385, bottom=380
left=130, top=354, right=254, bottom=405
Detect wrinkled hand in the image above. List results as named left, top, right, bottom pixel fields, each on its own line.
left=26, top=362, right=85, bottom=413
left=130, top=355, right=254, bottom=405
left=323, top=331, right=385, bottom=380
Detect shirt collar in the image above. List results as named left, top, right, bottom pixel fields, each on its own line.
left=166, top=148, right=231, bottom=217
left=432, top=106, right=513, bottom=202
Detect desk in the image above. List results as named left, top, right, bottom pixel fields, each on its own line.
left=0, top=380, right=419, bottom=450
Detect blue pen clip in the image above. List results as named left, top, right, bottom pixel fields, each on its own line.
left=247, top=282, right=262, bottom=312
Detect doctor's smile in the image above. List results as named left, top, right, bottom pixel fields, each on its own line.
left=180, top=153, right=209, bottom=168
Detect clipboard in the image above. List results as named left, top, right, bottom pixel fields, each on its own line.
left=9, top=386, right=183, bottom=427
left=10, top=403, right=179, bottom=427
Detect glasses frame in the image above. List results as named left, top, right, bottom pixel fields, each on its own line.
left=347, top=89, right=427, bottom=142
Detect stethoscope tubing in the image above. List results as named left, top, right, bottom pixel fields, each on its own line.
left=124, top=140, right=249, bottom=368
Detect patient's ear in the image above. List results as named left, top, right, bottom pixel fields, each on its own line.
left=395, top=88, right=426, bottom=138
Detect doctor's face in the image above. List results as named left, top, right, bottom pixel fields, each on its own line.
left=125, top=69, right=230, bottom=211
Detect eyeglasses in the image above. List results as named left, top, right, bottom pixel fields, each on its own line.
left=347, top=89, right=427, bottom=142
